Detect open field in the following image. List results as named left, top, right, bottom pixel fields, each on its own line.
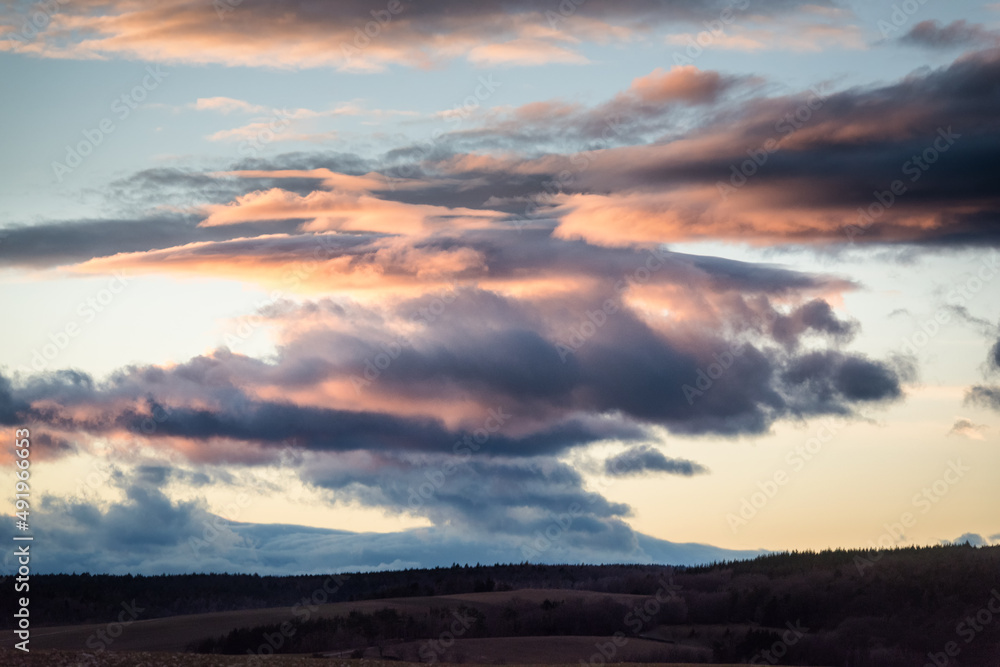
left=0, top=651, right=794, bottom=667
left=374, top=635, right=712, bottom=663
left=29, top=589, right=656, bottom=653
left=13, top=588, right=802, bottom=665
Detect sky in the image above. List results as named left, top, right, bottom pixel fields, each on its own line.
left=1, top=0, right=1000, bottom=575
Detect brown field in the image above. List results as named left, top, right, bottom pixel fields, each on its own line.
left=13, top=589, right=818, bottom=665
left=379, top=635, right=711, bottom=663
left=0, top=651, right=784, bottom=667
left=28, top=589, right=658, bottom=653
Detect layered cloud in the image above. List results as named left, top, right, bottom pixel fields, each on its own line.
left=0, top=0, right=846, bottom=70
left=5, top=27, right=996, bottom=572
left=1, top=58, right=938, bottom=549
left=0, top=240, right=905, bottom=544
left=4, top=50, right=1000, bottom=280
left=1, top=273, right=899, bottom=442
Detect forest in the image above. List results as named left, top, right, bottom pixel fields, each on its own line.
left=5, top=545, right=999, bottom=665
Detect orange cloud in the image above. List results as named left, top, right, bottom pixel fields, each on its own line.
left=215, top=169, right=395, bottom=192
left=628, top=66, right=728, bottom=104
left=467, top=38, right=589, bottom=66
left=193, top=97, right=269, bottom=114
left=198, top=188, right=504, bottom=235
left=550, top=185, right=956, bottom=248
left=0, top=0, right=636, bottom=70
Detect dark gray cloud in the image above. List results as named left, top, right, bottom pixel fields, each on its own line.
left=0, top=214, right=297, bottom=268
left=780, top=351, right=902, bottom=408
left=769, top=299, right=857, bottom=348
left=437, top=70, right=759, bottom=153
left=961, top=339, right=1000, bottom=412
left=305, top=453, right=636, bottom=540
left=4, top=352, right=646, bottom=458
left=101, top=168, right=253, bottom=213
left=947, top=418, right=987, bottom=439
left=604, top=446, right=708, bottom=477
left=420, top=48, right=1000, bottom=247
left=135, top=464, right=212, bottom=488
left=11, top=383, right=638, bottom=459
left=259, top=287, right=899, bottom=436
left=18, top=472, right=762, bottom=575
left=966, top=385, right=1000, bottom=412
left=37, top=481, right=209, bottom=558
left=1, top=282, right=904, bottom=450
left=0, top=373, right=28, bottom=424
left=900, top=20, right=998, bottom=50
left=106, top=156, right=378, bottom=207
